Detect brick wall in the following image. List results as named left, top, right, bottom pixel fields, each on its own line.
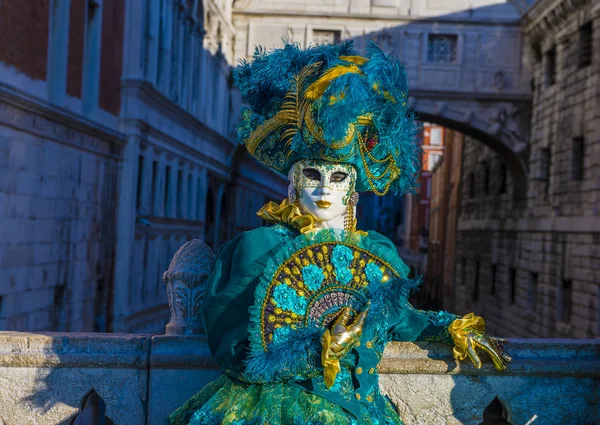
left=0, top=0, right=50, bottom=81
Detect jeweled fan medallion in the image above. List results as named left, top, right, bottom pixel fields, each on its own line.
left=259, top=242, right=399, bottom=350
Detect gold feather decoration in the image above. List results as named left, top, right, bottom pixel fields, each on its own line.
left=304, top=64, right=364, bottom=101
left=280, top=61, right=322, bottom=152
left=339, top=55, right=369, bottom=65
left=245, top=62, right=321, bottom=156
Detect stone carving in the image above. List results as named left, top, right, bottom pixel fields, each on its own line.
left=163, top=240, right=216, bottom=335
left=489, top=105, right=527, bottom=148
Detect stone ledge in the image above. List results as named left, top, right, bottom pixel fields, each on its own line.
left=0, top=332, right=598, bottom=425
left=0, top=332, right=151, bottom=368
left=2, top=332, right=598, bottom=376
left=380, top=339, right=600, bottom=377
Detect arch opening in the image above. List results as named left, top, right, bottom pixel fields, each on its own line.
left=415, top=111, right=528, bottom=205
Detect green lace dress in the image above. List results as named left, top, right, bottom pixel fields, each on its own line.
left=168, top=224, right=458, bottom=425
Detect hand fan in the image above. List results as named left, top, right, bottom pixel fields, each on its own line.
left=256, top=241, right=400, bottom=351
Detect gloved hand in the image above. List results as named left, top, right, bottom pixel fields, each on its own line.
left=321, top=304, right=369, bottom=388
left=448, top=313, right=512, bottom=371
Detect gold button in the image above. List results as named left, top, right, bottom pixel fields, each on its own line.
left=368, top=368, right=375, bottom=374
left=355, top=341, right=360, bottom=347
left=355, top=393, right=361, bottom=400
left=356, top=367, right=363, bottom=374
left=366, top=395, right=373, bottom=402
left=366, top=341, right=373, bottom=348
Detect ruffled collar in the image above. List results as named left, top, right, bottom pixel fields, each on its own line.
left=257, top=198, right=366, bottom=236
left=257, top=198, right=316, bottom=233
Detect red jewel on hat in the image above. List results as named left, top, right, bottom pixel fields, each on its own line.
left=366, top=137, right=378, bottom=151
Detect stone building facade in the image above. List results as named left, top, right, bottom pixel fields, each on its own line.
left=0, top=0, right=287, bottom=335
left=451, top=0, right=599, bottom=338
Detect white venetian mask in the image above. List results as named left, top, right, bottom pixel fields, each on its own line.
left=289, top=159, right=357, bottom=228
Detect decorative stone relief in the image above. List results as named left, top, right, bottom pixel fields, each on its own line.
left=488, top=105, right=528, bottom=148
left=163, top=240, right=216, bottom=335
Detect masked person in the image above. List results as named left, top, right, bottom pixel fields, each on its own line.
left=168, top=41, right=511, bottom=425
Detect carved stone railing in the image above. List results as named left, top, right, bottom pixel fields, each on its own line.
left=162, top=240, right=215, bottom=336
left=0, top=332, right=597, bottom=425
left=1, top=240, right=598, bottom=424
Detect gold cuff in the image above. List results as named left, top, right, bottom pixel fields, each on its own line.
left=448, top=312, right=486, bottom=361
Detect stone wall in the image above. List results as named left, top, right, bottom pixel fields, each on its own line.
left=0, top=89, right=125, bottom=333
left=0, top=331, right=597, bottom=425
left=454, top=0, right=600, bottom=339
left=456, top=133, right=599, bottom=339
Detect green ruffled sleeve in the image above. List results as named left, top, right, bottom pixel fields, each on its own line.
left=201, top=227, right=285, bottom=379
left=388, top=305, right=458, bottom=344
left=365, top=231, right=458, bottom=345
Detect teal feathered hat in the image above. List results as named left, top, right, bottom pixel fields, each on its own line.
left=234, top=40, right=421, bottom=196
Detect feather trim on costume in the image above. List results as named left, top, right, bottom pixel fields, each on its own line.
left=242, top=228, right=420, bottom=383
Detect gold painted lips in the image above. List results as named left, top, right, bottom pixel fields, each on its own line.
left=315, top=200, right=332, bottom=209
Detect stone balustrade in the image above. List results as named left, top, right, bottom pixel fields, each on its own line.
left=0, top=331, right=597, bottom=425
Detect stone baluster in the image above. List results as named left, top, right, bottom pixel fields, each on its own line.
left=162, top=240, right=215, bottom=335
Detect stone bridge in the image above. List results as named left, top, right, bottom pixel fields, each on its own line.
left=231, top=0, right=534, bottom=200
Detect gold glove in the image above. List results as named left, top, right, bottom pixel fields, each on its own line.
left=321, top=304, right=370, bottom=388
left=448, top=312, right=512, bottom=371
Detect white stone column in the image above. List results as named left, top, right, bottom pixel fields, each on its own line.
left=82, top=0, right=104, bottom=118
left=153, top=150, right=166, bottom=217
left=180, top=7, right=192, bottom=109
left=131, top=230, right=146, bottom=310
left=199, top=168, right=208, bottom=219
left=159, top=0, right=173, bottom=95
left=194, top=30, right=206, bottom=119
left=220, top=61, right=229, bottom=135
left=176, top=3, right=186, bottom=104
left=139, top=144, right=154, bottom=216
left=149, top=233, right=161, bottom=299
left=145, top=0, right=161, bottom=85
left=188, top=24, right=201, bottom=114
left=112, top=134, right=141, bottom=332
left=201, top=49, right=212, bottom=124
left=123, top=0, right=146, bottom=80
left=189, top=167, right=199, bottom=220
left=47, top=0, right=71, bottom=105
left=180, top=162, right=190, bottom=220
left=165, top=156, right=177, bottom=218
left=212, top=181, right=225, bottom=248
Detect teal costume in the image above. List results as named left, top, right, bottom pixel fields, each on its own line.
left=168, top=225, right=458, bottom=425
left=169, top=41, right=510, bottom=425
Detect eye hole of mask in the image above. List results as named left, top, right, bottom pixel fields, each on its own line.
left=330, top=172, right=349, bottom=183
left=302, top=168, right=321, bottom=181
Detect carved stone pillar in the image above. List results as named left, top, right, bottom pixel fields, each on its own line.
left=162, top=240, right=215, bottom=335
